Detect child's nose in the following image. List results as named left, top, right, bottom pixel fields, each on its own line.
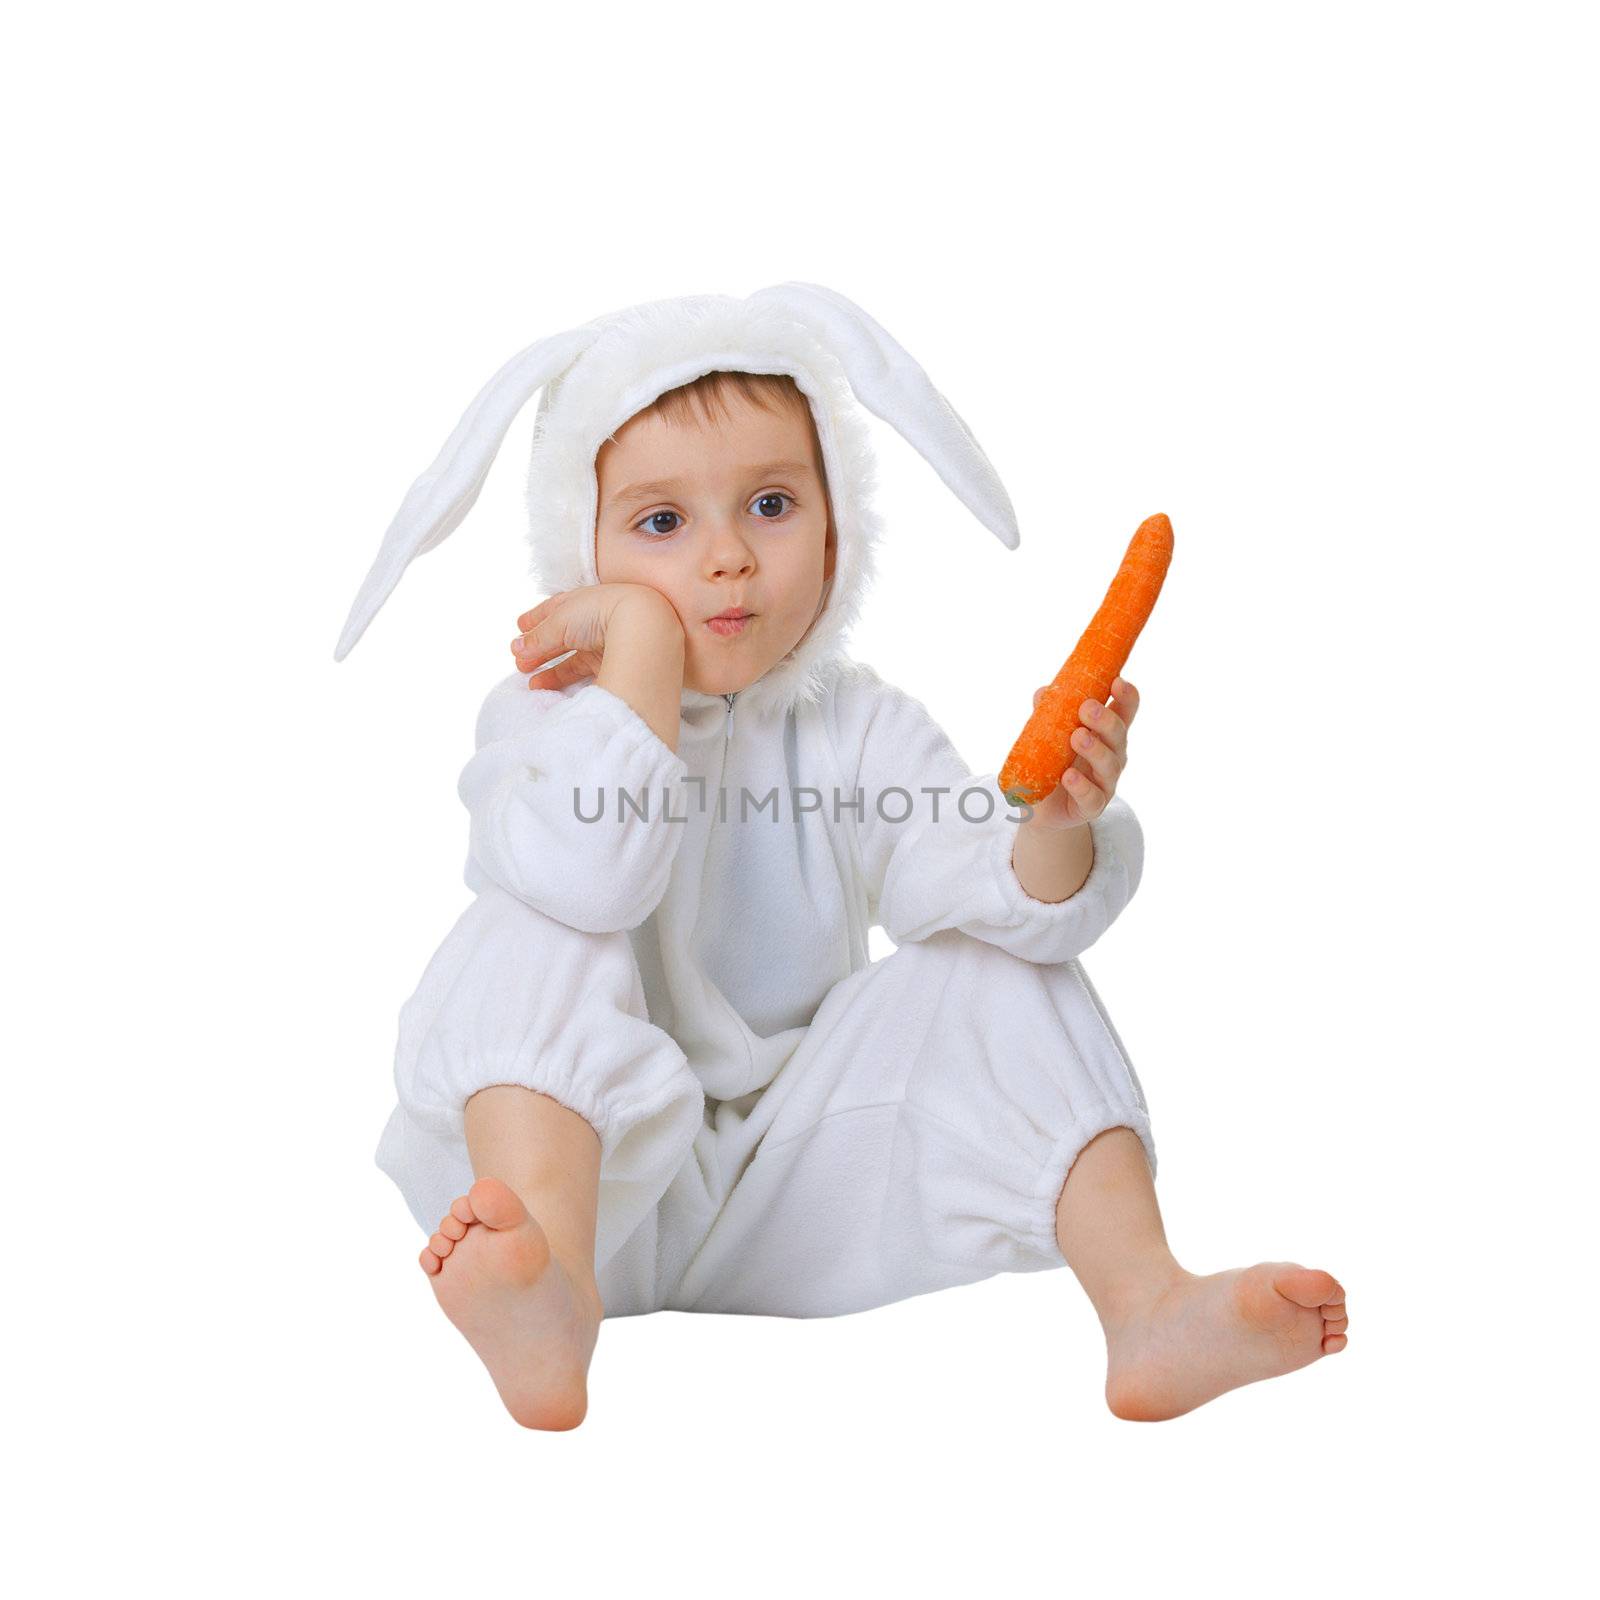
left=705, top=539, right=756, bottom=578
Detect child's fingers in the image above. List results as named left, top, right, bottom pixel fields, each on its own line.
left=510, top=629, right=548, bottom=665
left=521, top=647, right=597, bottom=690
left=516, top=593, right=563, bottom=632
left=1062, top=766, right=1108, bottom=814
left=523, top=660, right=579, bottom=690
left=512, top=618, right=565, bottom=668
left=512, top=613, right=571, bottom=667
left=520, top=645, right=581, bottom=681
left=1079, top=696, right=1129, bottom=760
left=1109, top=675, right=1140, bottom=727
left=1068, top=725, right=1122, bottom=793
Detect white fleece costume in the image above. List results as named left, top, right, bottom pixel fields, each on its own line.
left=335, top=283, right=1157, bottom=1319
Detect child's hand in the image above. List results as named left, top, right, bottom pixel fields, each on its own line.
left=1019, top=675, right=1139, bottom=829
left=510, top=583, right=680, bottom=691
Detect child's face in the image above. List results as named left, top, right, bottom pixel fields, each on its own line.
left=594, top=389, right=836, bottom=697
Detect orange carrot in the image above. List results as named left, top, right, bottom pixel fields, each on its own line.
left=999, top=512, right=1174, bottom=807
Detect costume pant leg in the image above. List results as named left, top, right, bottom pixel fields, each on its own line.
left=664, top=929, right=1156, bottom=1318
left=374, top=885, right=706, bottom=1315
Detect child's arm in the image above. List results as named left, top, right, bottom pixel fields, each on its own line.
left=457, top=668, right=691, bottom=935
left=1010, top=820, right=1095, bottom=906
left=842, top=666, right=1145, bottom=965
left=512, top=584, right=686, bottom=755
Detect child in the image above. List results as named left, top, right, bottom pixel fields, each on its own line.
left=335, top=283, right=1349, bottom=1430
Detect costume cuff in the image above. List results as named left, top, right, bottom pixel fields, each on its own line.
left=970, top=788, right=1145, bottom=964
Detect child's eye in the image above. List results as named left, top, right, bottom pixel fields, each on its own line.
left=634, top=510, right=683, bottom=538
left=633, top=494, right=796, bottom=539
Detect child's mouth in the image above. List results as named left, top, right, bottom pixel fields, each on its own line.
left=706, top=614, right=752, bottom=637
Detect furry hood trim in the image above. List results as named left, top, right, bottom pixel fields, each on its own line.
left=333, top=281, right=1022, bottom=720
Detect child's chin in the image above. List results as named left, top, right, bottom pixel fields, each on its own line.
left=685, top=655, right=761, bottom=699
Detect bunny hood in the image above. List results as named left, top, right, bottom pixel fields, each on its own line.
left=333, top=281, right=1023, bottom=721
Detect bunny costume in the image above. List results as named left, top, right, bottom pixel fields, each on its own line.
left=335, top=283, right=1157, bottom=1318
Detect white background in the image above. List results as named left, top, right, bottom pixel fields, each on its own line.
left=8, top=2, right=1594, bottom=1594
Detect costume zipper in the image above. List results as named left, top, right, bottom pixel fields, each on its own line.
left=723, top=690, right=737, bottom=743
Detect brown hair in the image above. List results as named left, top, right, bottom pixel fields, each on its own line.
left=643, top=369, right=815, bottom=438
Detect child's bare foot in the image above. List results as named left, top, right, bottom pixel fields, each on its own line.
left=418, top=1177, right=603, bottom=1430
left=1100, top=1261, right=1348, bottom=1421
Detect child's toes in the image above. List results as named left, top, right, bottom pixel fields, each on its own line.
left=1320, top=1292, right=1348, bottom=1354
left=450, top=1195, right=476, bottom=1226
left=419, top=1245, right=442, bottom=1275
left=438, top=1214, right=468, bottom=1242
left=428, top=1230, right=456, bottom=1261
left=466, top=1176, right=531, bottom=1231
left=1274, top=1265, right=1343, bottom=1311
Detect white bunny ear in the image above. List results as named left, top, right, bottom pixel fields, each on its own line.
left=332, top=324, right=604, bottom=661
left=747, top=280, right=1020, bottom=550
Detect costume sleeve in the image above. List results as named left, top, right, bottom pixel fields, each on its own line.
left=847, top=668, right=1145, bottom=965
left=456, top=675, right=691, bottom=935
